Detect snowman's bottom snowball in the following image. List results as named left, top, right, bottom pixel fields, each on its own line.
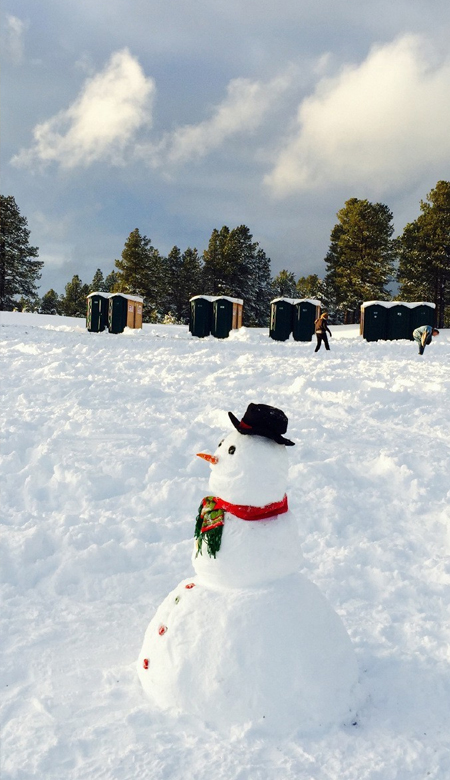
left=137, top=573, right=360, bottom=734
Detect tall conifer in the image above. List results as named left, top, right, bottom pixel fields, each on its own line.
left=115, top=229, right=163, bottom=321
left=323, top=198, right=395, bottom=321
left=0, top=195, right=42, bottom=310
left=397, top=181, right=450, bottom=327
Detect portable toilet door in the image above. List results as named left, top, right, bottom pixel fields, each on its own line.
left=292, top=300, right=320, bottom=342
left=108, top=294, right=128, bottom=334
left=212, top=297, right=234, bottom=339
left=387, top=304, right=411, bottom=340
left=361, top=303, right=389, bottom=341
left=86, top=293, right=109, bottom=332
left=189, top=296, right=214, bottom=337
left=409, top=303, right=435, bottom=336
left=232, top=300, right=243, bottom=329
left=269, top=299, right=294, bottom=341
left=86, top=295, right=101, bottom=332
left=134, top=300, right=143, bottom=329
left=126, top=299, right=137, bottom=328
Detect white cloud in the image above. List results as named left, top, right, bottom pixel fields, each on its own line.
left=4, top=15, right=26, bottom=64
left=12, top=49, right=155, bottom=169
left=265, top=35, right=450, bottom=197
left=138, top=69, right=296, bottom=168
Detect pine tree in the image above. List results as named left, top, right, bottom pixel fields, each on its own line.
left=272, top=270, right=297, bottom=298
left=104, top=270, right=119, bottom=292
left=90, top=268, right=106, bottom=292
left=180, top=247, right=203, bottom=317
left=162, top=246, right=203, bottom=323
left=202, top=225, right=273, bottom=326
left=202, top=227, right=232, bottom=295
left=115, top=229, right=163, bottom=321
left=60, top=275, right=90, bottom=317
left=323, top=198, right=395, bottom=322
left=397, top=181, right=450, bottom=327
left=0, top=195, right=42, bottom=310
left=247, top=247, right=273, bottom=326
left=296, top=274, right=323, bottom=300
left=161, top=246, right=183, bottom=321
left=40, top=289, right=61, bottom=315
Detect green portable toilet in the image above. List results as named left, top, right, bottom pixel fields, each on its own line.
left=189, top=296, right=214, bottom=338
left=292, top=299, right=321, bottom=342
left=269, top=298, right=295, bottom=341
left=409, top=302, right=435, bottom=335
left=108, top=294, right=128, bottom=334
left=360, top=302, right=389, bottom=341
left=387, top=304, right=411, bottom=340
left=211, top=297, right=243, bottom=339
left=86, top=293, right=111, bottom=332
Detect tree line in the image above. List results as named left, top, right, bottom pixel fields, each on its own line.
left=1, top=181, right=449, bottom=327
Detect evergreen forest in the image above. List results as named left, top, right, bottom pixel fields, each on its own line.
left=1, top=182, right=449, bottom=327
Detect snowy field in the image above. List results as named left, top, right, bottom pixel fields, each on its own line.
left=1, top=311, right=450, bottom=780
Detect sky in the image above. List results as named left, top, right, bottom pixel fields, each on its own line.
left=2, top=0, right=450, bottom=296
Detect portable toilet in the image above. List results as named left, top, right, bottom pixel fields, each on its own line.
left=409, top=302, right=436, bottom=334
left=211, top=297, right=244, bottom=339
left=125, top=296, right=143, bottom=329
left=108, top=294, right=127, bottom=334
left=360, top=302, right=389, bottom=341
left=108, top=294, right=143, bottom=334
left=86, top=292, right=111, bottom=332
left=292, top=299, right=321, bottom=342
left=269, top=298, right=296, bottom=341
left=189, top=296, right=215, bottom=337
left=232, top=299, right=243, bottom=330
left=387, top=304, right=411, bottom=340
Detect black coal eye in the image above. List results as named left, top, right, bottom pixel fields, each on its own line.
left=228, top=445, right=236, bottom=455
left=217, top=439, right=224, bottom=448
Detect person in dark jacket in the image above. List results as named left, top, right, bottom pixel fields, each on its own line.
left=314, top=311, right=332, bottom=352
left=412, top=325, right=439, bottom=355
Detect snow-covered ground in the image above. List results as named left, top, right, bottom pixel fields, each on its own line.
left=1, top=311, right=449, bottom=780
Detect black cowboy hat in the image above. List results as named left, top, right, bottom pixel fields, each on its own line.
left=228, top=403, right=295, bottom=446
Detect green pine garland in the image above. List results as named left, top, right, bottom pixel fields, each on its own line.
left=194, top=497, right=225, bottom=558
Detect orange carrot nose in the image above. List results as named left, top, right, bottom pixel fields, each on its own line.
left=196, top=452, right=218, bottom=464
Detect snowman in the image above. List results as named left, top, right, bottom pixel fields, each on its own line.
left=137, top=404, right=360, bottom=734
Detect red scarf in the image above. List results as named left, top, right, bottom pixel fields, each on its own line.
left=194, top=495, right=289, bottom=558
left=213, top=494, right=288, bottom=521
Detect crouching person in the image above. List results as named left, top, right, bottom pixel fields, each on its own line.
left=412, top=325, right=439, bottom=355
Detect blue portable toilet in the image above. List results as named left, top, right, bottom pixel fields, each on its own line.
left=269, top=298, right=297, bottom=341
left=211, top=297, right=243, bottom=339
left=292, top=299, right=321, bottom=342
left=409, top=302, right=436, bottom=335
left=86, top=292, right=111, bottom=332
left=360, top=301, right=389, bottom=341
left=387, top=304, right=412, bottom=340
left=189, top=295, right=215, bottom=338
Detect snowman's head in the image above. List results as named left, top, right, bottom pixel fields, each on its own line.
left=199, top=429, right=289, bottom=506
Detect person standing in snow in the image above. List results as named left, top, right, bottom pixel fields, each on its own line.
left=314, top=311, right=332, bottom=352
left=412, top=325, right=439, bottom=355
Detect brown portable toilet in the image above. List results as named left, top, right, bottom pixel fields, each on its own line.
left=125, top=295, right=144, bottom=329
left=232, top=300, right=243, bottom=329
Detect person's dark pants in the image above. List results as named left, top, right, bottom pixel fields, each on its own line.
left=315, top=333, right=330, bottom=352
left=413, top=335, right=425, bottom=354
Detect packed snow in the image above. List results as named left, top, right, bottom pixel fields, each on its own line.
left=1, top=311, right=450, bottom=780
left=138, top=425, right=360, bottom=732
